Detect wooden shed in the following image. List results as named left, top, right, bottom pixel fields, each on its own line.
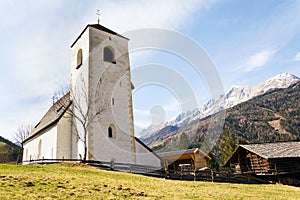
left=158, top=148, right=211, bottom=171
left=224, top=142, right=300, bottom=175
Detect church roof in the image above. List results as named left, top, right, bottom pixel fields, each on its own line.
left=23, top=93, right=71, bottom=143
left=134, top=137, right=162, bottom=160
left=71, top=24, right=128, bottom=48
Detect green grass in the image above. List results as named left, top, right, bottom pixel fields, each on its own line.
left=0, top=163, right=299, bottom=199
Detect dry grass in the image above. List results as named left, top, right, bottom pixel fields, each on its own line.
left=0, top=163, right=299, bottom=199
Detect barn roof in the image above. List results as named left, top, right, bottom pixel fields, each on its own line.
left=239, top=142, right=300, bottom=159
left=23, top=93, right=71, bottom=143
left=224, top=141, right=300, bottom=167
left=158, top=148, right=211, bottom=160
left=158, top=149, right=198, bottom=157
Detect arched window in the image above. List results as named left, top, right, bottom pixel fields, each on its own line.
left=104, top=47, right=115, bottom=63
left=108, top=124, right=115, bottom=138
left=77, top=49, right=83, bottom=69
left=108, top=127, right=113, bottom=138
left=38, top=139, right=42, bottom=159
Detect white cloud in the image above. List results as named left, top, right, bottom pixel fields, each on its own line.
left=244, top=50, right=276, bottom=72
left=162, top=98, right=181, bottom=113
left=134, top=98, right=181, bottom=117
left=133, top=98, right=181, bottom=128
left=294, top=52, right=300, bottom=61
left=133, top=108, right=149, bottom=116
left=0, top=0, right=65, bottom=27
left=91, top=0, right=218, bottom=32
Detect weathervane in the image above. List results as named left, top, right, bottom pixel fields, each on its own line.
left=96, top=9, right=100, bottom=24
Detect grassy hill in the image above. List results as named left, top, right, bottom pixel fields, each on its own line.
left=0, top=163, right=299, bottom=199
left=0, top=136, right=21, bottom=163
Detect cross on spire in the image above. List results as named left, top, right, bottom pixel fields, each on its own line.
left=96, top=9, right=100, bottom=24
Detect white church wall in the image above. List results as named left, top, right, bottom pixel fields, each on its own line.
left=135, top=141, right=162, bottom=168
left=70, top=27, right=90, bottom=160
left=23, top=125, right=58, bottom=163
left=90, top=132, right=134, bottom=163
left=111, top=71, right=134, bottom=140
left=56, top=111, right=72, bottom=159
left=70, top=27, right=90, bottom=100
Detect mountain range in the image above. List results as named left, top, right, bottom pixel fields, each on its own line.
left=140, top=72, right=300, bottom=162
left=142, top=72, right=299, bottom=136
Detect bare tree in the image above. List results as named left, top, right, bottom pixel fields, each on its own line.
left=14, top=123, right=33, bottom=163
left=14, top=124, right=33, bottom=146
left=52, top=85, right=70, bottom=104
left=54, top=83, right=107, bottom=162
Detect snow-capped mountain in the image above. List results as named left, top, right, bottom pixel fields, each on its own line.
left=224, top=72, right=300, bottom=108
left=139, top=73, right=300, bottom=140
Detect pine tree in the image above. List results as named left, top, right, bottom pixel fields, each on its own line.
left=178, top=132, right=189, bottom=150
left=219, top=130, right=236, bottom=165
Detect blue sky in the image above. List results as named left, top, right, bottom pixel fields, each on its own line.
left=0, top=0, right=300, bottom=140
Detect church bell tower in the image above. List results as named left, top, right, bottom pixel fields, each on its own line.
left=70, top=24, right=137, bottom=163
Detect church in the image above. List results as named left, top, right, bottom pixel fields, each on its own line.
left=22, top=23, right=162, bottom=168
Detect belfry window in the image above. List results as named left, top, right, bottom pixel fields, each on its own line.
left=77, top=49, right=83, bottom=69
left=104, top=46, right=115, bottom=63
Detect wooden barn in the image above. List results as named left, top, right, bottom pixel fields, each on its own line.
left=158, top=148, right=211, bottom=171
left=224, top=142, right=300, bottom=175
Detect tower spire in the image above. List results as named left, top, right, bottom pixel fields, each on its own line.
left=96, top=9, right=100, bottom=24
